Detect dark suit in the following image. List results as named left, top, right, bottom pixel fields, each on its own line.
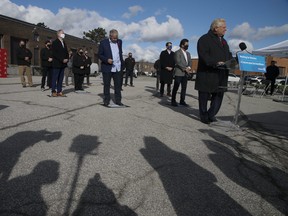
left=159, top=50, right=175, bottom=96
left=72, top=53, right=86, bottom=90
left=172, top=49, right=192, bottom=104
left=40, top=47, right=53, bottom=88
left=195, top=30, right=232, bottom=122
left=51, top=38, right=69, bottom=93
left=98, top=38, right=124, bottom=105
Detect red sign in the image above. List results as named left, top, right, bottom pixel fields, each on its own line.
left=0, top=48, right=7, bottom=78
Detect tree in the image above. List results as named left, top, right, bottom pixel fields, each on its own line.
left=83, top=27, right=107, bottom=44
left=36, top=22, right=48, bottom=28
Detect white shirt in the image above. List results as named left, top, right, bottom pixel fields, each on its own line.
left=181, top=49, right=188, bottom=65
left=109, top=39, right=121, bottom=72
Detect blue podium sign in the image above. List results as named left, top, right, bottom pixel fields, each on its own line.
left=237, top=53, right=266, bottom=73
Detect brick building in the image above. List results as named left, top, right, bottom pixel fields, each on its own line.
left=0, top=14, right=98, bottom=75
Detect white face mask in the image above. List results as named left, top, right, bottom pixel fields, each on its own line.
left=60, top=33, right=65, bottom=39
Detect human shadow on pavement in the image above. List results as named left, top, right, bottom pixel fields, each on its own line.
left=200, top=129, right=288, bottom=214
left=72, top=173, right=137, bottom=216
left=0, top=105, right=8, bottom=110
left=241, top=110, right=288, bottom=139
left=145, top=86, right=200, bottom=122
left=140, top=136, right=251, bottom=216
left=64, top=135, right=101, bottom=215
left=0, top=160, right=60, bottom=216
left=0, top=130, right=62, bottom=182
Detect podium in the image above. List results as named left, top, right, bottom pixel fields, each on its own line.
left=0, top=49, right=8, bottom=78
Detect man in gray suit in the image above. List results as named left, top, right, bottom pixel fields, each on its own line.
left=171, top=39, right=192, bottom=106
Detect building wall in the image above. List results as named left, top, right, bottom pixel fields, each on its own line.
left=0, top=15, right=98, bottom=75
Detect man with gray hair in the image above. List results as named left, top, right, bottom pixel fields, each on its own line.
left=195, top=18, right=233, bottom=124
left=51, top=29, right=69, bottom=97
left=98, top=29, right=125, bottom=106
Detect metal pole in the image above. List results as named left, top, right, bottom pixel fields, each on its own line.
left=233, top=70, right=245, bottom=125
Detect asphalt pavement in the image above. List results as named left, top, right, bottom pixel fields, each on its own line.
left=0, top=75, right=287, bottom=216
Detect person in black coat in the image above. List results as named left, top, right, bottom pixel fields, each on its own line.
left=84, top=50, right=92, bottom=85
left=265, top=60, right=280, bottom=95
left=40, top=40, right=53, bottom=90
left=51, top=29, right=69, bottom=97
left=159, top=42, right=175, bottom=97
left=73, top=48, right=86, bottom=91
left=195, top=18, right=233, bottom=124
left=16, top=40, right=33, bottom=87
left=124, top=52, right=136, bottom=87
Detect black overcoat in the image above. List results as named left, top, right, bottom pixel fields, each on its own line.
left=159, top=50, right=175, bottom=84
left=195, top=30, right=232, bottom=93
left=52, top=38, right=69, bottom=69
left=72, top=54, right=86, bottom=75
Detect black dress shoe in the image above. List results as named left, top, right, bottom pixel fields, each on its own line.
left=171, top=101, right=178, bottom=107
left=116, top=102, right=124, bottom=106
left=104, top=102, right=109, bottom=107
left=209, top=117, right=217, bottom=122
left=179, top=101, right=188, bottom=106
left=201, top=119, right=210, bottom=124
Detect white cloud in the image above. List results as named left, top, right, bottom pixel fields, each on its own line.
left=124, top=43, right=160, bottom=62
left=229, top=22, right=288, bottom=41
left=122, top=5, right=143, bottom=19
left=0, top=0, right=182, bottom=62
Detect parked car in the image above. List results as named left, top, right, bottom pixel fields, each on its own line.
left=228, top=73, right=240, bottom=82
left=249, top=76, right=264, bottom=84
left=276, top=76, right=287, bottom=85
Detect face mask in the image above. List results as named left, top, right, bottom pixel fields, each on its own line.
left=129, top=55, right=132, bottom=57
left=167, top=45, right=172, bottom=50
left=47, top=44, right=51, bottom=48
left=79, top=51, right=83, bottom=55
left=183, top=45, right=189, bottom=50
left=20, top=44, right=25, bottom=47
left=60, top=33, right=65, bottom=39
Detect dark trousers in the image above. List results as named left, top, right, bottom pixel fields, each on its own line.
left=102, top=71, right=122, bottom=104
left=41, top=66, right=52, bottom=88
left=198, top=91, right=224, bottom=121
left=125, top=69, right=134, bottom=85
left=51, top=68, right=65, bottom=93
left=172, top=76, right=188, bottom=103
left=85, top=73, right=90, bottom=85
left=74, top=73, right=85, bottom=90
left=160, top=83, right=171, bottom=95
left=265, top=79, right=275, bottom=95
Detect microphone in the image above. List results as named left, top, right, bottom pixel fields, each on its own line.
left=238, top=42, right=252, bottom=54
left=239, top=42, right=247, bottom=51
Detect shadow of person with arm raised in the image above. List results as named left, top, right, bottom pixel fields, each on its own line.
left=200, top=129, right=288, bottom=215
left=72, top=173, right=137, bottom=216
left=140, top=136, right=251, bottom=216
left=0, top=130, right=62, bottom=182
left=64, top=135, right=102, bottom=215
left=0, top=160, right=60, bottom=216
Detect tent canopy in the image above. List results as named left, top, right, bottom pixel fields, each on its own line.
left=252, top=40, right=288, bottom=57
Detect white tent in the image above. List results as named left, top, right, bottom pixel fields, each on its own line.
left=252, top=40, right=288, bottom=57
left=253, top=40, right=288, bottom=102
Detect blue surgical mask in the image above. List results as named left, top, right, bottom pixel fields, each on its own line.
left=167, top=45, right=172, bottom=50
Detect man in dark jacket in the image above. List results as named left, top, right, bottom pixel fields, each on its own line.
left=51, top=29, right=69, bottom=97
left=16, top=40, right=33, bottom=87
left=159, top=42, right=175, bottom=97
left=265, top=60, right=280, bottom=95
left=98, top=29, right=124, bottom=106
left=195, top=18, right=233, bottom=124
left=124, top=52, right=136, bottom=87
left=40, top=40, right=53, bottom=91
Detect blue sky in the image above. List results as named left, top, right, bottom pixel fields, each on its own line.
left=1, top=0, right=288, bottom=62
